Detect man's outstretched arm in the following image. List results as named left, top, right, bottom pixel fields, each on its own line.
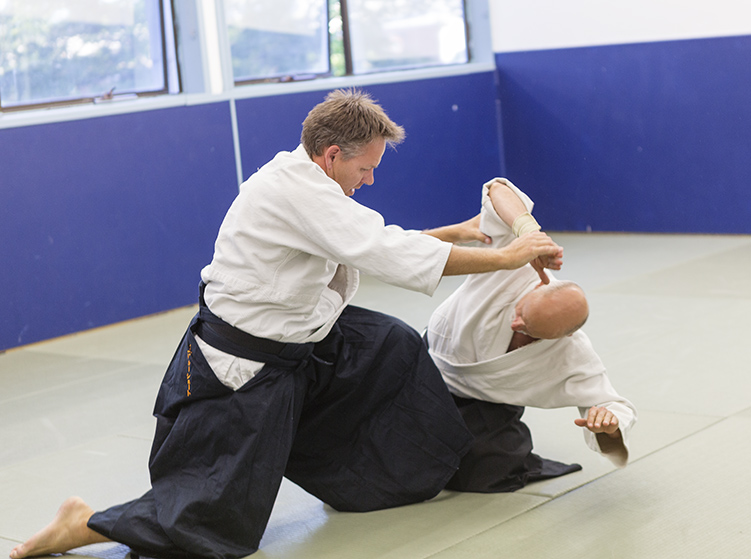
left=441, top=231, right=562, bottom=276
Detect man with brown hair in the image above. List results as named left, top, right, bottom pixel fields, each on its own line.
left=12, top=90, right=563, bottom=559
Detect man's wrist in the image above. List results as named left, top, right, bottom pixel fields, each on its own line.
left=512, top=212, right=541, bottom=237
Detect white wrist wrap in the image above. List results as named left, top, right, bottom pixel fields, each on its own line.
left=512, top=212, right=541, bottom=237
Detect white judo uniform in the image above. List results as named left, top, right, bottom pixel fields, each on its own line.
left=427, top=179, right=637, bottom=469
left=199, top=144, right=451, bottom=389
left=87, top=145, right=473, bottom=559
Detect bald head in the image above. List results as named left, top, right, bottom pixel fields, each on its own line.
left=510, top=280, right=589, bottom=340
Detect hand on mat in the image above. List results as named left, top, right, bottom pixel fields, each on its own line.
left=575, top=406, right=621, bottom=437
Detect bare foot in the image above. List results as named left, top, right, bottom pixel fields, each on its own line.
left=10, top=496, right=110, bottom=558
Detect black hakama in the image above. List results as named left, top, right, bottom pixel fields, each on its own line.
left=88, top=300, right=473, bottom=559
left=445, top=396, right=581, bottom=493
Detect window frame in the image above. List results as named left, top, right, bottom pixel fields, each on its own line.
left=0, top=0, right=492, bottom=122
left=344, top=0, right=470, bottom=76
left=0, top=0, right=180, bottom=113
left=226, top=0, right=336, bottom=87
left=226, top=0, right=471, bottom=86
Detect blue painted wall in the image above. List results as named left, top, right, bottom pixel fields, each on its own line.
left=4, top=32, right=750, bottom=352
left=1, top=103, right=239, bottom=350
left=496, top=34, right=751, bottom=233
left=234, top=72, right=503, bottom=231
left=355, top=75, right=503, bottom=230
left=0, top=72, right=502, bottom=350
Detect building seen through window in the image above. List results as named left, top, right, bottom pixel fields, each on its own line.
left=348, top=0, right=468, bottom=74
left=224, top=0, right=331, bottom=82
left=0, top=0, right=172, bottom=111
left=224, top=0, right=468, bottom=84
left=0, top=0, right=470, bottom=110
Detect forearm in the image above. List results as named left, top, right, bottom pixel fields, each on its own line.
left=488, top=179, right=528, bottom=225
left=423, top=179, right=537, bottom=245
left=442, top=245, right=512, bottom=276
left=422, top=214, right=490, bottom=245
left=487, top=179, right=541, bottom=236
left=422, top=223, right=469, bottom=243
left=442, top=234, right=560, bottom=276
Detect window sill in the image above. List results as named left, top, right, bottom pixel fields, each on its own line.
left=0, top=61, right=496, bottom=131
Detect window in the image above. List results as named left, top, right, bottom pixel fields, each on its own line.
left=224, top=0, right=331, bottom=83
left=223, top=0, right=468, bottom=84
left=0, top=0, right=177, bottom=111
left=347, top=0, right=468, bottom=74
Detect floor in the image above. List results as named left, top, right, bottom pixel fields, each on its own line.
left=2, top=232, right=751, bottom=559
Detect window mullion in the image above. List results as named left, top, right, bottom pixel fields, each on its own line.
left=339, top=0, right=354, bottom=75
left=211, top=0, right=236, bottom=92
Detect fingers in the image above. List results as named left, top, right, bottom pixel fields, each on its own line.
left=537, top=254, right=562, bottom=271
left=531, top=260, right=550, bottom=284
left=575, top=406, right=619, bottom=434
left=464, top=214, right=491, bottom=244
left=504, top=233, right=564, bottom=270
left=523, top=233, right=563, bottom=270
left=544, top=248, right=564, bottom=270
left=530, top=232, right=563, bottom=256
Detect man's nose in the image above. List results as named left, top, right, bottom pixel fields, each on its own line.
left=363, top=170, right=375, bottom=185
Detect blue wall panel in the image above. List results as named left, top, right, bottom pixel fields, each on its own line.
left=0, top=103, right=238, bottom=350
left=1, top=72, right=503, bottom=351
left=496, top=35, right=751, bottom=233
left=235, top=72, right=503, bottom=231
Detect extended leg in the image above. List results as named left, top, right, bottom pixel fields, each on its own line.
left=10, top=496, right=109, bottom=559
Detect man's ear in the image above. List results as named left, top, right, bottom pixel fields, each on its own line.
left=324, top=145, right=341, bottom=170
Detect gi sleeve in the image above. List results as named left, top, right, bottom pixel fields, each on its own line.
left=261, top=161, right=452, bottom=296
left=479, top=178, right=536, bottom=249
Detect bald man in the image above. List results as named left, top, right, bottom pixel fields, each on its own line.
left=426, top=178, right=637, bottom=493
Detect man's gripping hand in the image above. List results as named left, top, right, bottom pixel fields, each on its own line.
left=530, top=251, right=563, bottom=284
left=502, top=232, right=563, bottom=272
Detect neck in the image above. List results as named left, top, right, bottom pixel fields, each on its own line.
left=311, top=153, right=327, bottom=174
left=506, top=331, right=538, bottom=353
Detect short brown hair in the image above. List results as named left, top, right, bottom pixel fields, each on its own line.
left=301, top=89, right=406, bottom=158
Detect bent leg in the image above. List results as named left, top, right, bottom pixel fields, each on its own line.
left=10, top=496, right=109, bottom=559
left=286, top=306, right=473, bottom=511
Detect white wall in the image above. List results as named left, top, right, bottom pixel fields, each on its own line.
left=489, top=0, right=751, bottom=52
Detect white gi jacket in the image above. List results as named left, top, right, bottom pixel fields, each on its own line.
left=427, top=178, right=637, bottom=467
left=198, top=145, right=452, bottom=389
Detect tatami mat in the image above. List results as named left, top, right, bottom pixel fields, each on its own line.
left=1, top=233, right=750, bottom=559
left=429, top=412, right=751, bottom=559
